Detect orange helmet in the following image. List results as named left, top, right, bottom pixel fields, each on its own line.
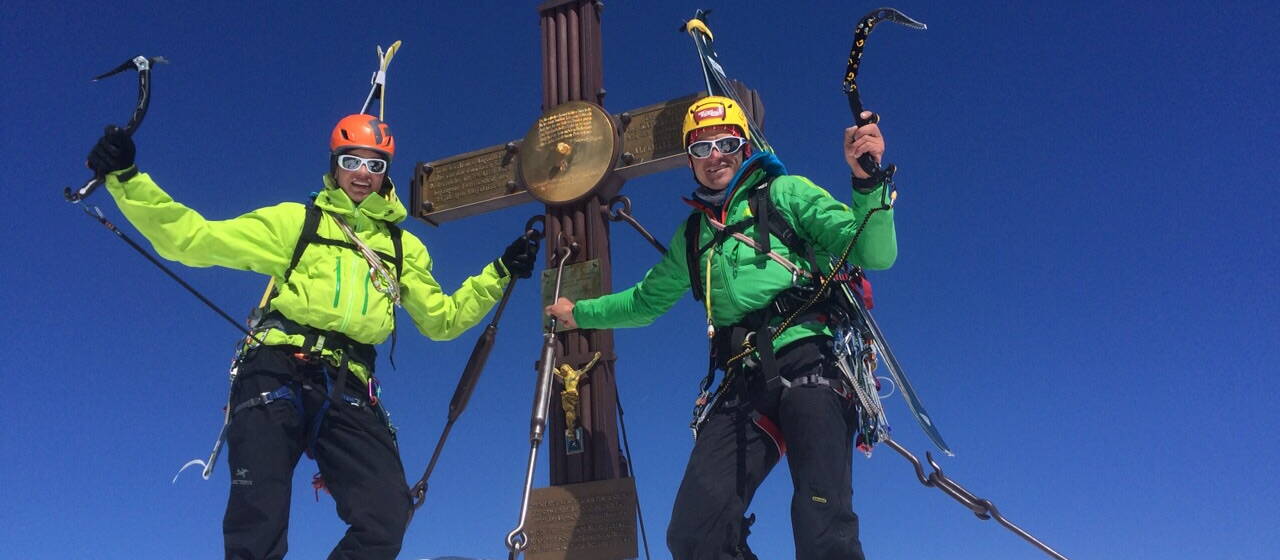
left=330, top=114, right=395, bottom=159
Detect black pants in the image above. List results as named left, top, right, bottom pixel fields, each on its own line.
left=222, top=346, right=410, bottom=560
left=667, top=337, right=865, bottom=560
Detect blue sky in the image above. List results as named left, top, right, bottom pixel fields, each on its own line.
left=3, top=1, right=1277, bottom=558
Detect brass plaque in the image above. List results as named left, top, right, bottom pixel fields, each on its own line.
left=411, top=142, right=532, bottom=225
left=541, top=259, right=603, bottom=332
left=526, top=477, right=639, bottom=560
left=520, top=101, right=619, bottom=205
left=615, top=93, right=701, bottom=179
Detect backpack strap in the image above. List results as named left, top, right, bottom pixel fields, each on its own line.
left=747, top=181, right=821, bottom=276
left=283, top=204, right=404, bottom=284
left=284, top=204, right=324, bottom=283
left=684, top=211, right=705, bottom=302
left=388, top=222, right=403, bottom=279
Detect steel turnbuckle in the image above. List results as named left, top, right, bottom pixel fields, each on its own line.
left=882, top=438, right=1071, bottom=560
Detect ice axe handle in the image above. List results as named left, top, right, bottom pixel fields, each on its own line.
left=853, top=110, right=881, bottom=178
left=65, top=174, right=105, bottom=203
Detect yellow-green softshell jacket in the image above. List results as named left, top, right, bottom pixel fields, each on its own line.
left=105, top=168, right=508, bottom=382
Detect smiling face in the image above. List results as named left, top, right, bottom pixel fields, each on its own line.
left=689, top=131, right=746, bottom=191
left=333, top=148, right=387, bottom=203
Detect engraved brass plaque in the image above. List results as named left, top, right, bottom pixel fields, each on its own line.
left=526, top=477, right=639, bottom=560
left=410, top=142, right=531, bottom=225
left=615, top=93, right=701, bottom=179
left=519, top=101, right=619, bottom=205
left=541, top=259, right=603, bottom=333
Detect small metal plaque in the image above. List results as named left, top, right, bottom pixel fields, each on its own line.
left=410, top=142, right=531, bottom=225
left=526, top=477, right=639, bottom=560
left=520, top=101, right=619, bottom=205
left=541, top=259, right=603, bottom=332
left=565, top=427, right=585, bottom=455
left=615, top=93, right=701, bottom=179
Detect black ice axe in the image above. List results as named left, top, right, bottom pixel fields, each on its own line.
left=65, top=55, right=168, bottom=203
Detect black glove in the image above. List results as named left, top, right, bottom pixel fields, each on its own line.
left=87, top=125, right=135, bottom=175
left=499, top=234, right=540, bottom=279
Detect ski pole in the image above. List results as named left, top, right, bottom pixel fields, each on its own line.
left=408, top=216, right=545, bottom=519
left=505, top=235, right=575, bottom=559
left=66, top=55, right=168, bottom=203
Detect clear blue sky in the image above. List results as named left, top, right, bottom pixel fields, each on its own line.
left=3, top=1, right=1277, bottom=558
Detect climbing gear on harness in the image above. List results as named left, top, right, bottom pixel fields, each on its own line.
left=408, top=216, right=544, bottom=520
left=331, top=114, right=395, bottom=159
left=881, top=438, right=1071, bottom=559
left=327, top=209, right=402, bottom=306
left=65, top=55, right=168, bottom=202
left=506, top=235, right=575, bottom=559
left=843, top=7, right=925, bottom=182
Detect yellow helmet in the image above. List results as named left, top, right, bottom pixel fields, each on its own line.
left=682, top=96, right=751, bottom=148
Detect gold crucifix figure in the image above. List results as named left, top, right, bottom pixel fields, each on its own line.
left=555, top=351, right=601, bottom=449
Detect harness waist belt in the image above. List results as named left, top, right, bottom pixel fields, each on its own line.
left=259, top=311, right=377, bottom=371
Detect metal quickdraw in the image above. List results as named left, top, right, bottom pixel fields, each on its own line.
left=408, top=216, right=544, bottom=520
left=505, top=235, right=576, bottom=559
left=65, top=55, right=168, bottom=203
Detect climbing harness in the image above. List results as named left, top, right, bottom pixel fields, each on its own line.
left=408, top=216, right=544, bottom=519
left=65, top=55, right=168, bottom=203
left=505, top=236, right=575, bottom=559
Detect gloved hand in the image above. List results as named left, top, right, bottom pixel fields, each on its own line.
left=500, top=234, right=540, bottom=279
left=87, top=125, right=135, bottom=175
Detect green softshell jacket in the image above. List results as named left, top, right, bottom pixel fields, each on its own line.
left=572, top=157, right=897, bottom=353
left=105, top=168, right=508, bottom=381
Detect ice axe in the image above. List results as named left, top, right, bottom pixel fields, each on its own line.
left=408, top=215, right=545, bottom=520
left=65, top=55, right=168, bottom=203
left=843, top=8, right=925, bottom=181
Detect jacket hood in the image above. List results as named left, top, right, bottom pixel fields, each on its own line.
left=318, top=174, right=408, bottom=224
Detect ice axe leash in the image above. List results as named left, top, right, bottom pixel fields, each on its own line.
left=505, top=236, right=576, bottom=559
left=408, top=216, right=545, bottom=520
left=65, top=55, right=168, bottom=203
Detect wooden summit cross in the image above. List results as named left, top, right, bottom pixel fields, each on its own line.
left=408, top=2, right=761, bottom=556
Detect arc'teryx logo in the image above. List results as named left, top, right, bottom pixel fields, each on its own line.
left=232, top=467, right=253, bottom=487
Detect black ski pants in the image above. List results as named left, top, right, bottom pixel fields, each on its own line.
left=667, top=337, right=866, bottom=560
left=222, top=346, right=410, bottom=560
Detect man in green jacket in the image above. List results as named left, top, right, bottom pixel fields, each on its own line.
left=87, top=114, right=539, bottom=559
left=546, top=96, right=896, bottom=559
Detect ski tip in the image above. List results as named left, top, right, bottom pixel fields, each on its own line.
left=683, top=17, right=714, bottom=40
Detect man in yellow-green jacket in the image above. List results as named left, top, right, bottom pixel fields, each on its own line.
left=87, top=114, right=539, bottom=559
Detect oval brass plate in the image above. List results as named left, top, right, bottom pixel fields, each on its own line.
left=519, top=101, right=619, bottom=205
